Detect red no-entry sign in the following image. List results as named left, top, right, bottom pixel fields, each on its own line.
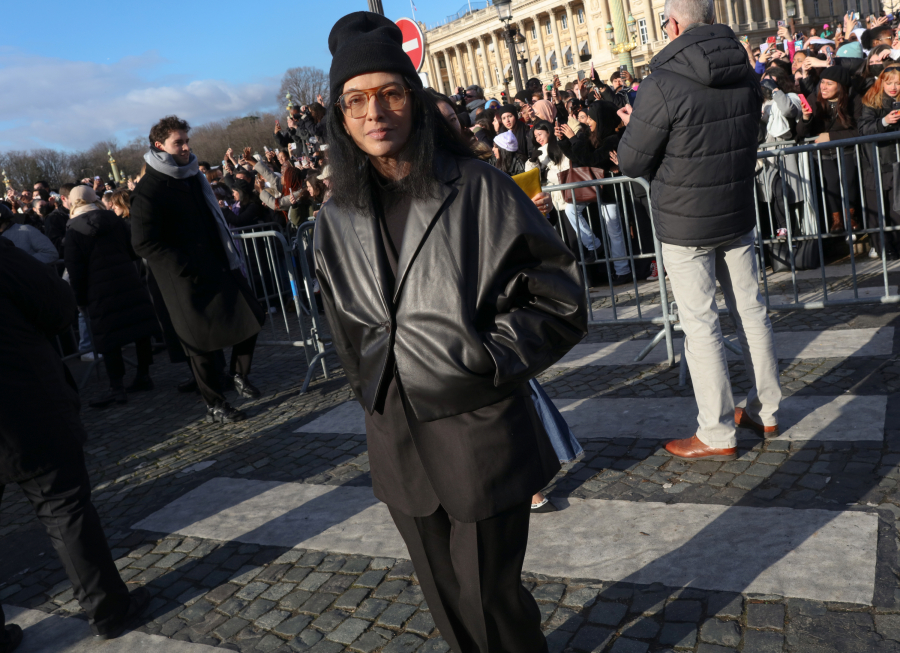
left=396, top=17, right=425, bottom=72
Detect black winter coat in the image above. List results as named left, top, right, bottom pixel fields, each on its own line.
left=617, top=24, right=763, bottom=247
left=0, top=239, right=85, bottom=484
left=314, top=153, right=587, bottom=520
left=131, top=166, right=264, bottom=354
left=858, top=96, right=900, bottom=190
left=44, top=207, right=69, bottom=259
left=64, top=209, right=159, bottom=353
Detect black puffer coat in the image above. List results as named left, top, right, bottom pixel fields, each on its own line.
left=64, top=208, right=159, bottom=353
left=617, top=24, right=763, bottom=247
left=0, top=239, right=85, bottom=484
left=858, top=95, right=900, bottom=190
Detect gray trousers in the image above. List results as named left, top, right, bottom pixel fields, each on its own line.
left=661, top=230, right=782, bottom=448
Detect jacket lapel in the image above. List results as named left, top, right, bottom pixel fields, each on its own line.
left=348, top=209, right=393, bottom=314
left=393, top=155, right=461, bottom=303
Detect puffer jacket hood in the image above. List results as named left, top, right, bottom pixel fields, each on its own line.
left=651, top=23, right=753, bottom=88
left=616, top=23, right=763, bottom=247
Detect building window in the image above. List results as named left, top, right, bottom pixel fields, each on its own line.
left=549, top=51, right=557, bottom=69
left=565, top=49, right=574, bottom=65
left=577, top=7, right=585, bottom=23
left=659, top=12, right=669, bottom=39
left=561, top=14, right=568, bottom=29
left=531, top=24, right=537, bottom=39
left=546, top=20, right=552, bottom=35
left=638, top=18, right=649, bottom=44
left=813, top=0, right=819, bottom=16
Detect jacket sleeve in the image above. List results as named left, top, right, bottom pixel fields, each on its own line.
left=273, top=130, right=292, bottom=148
left=859, top=105, right=888, bottom=135
left=254, top=161, right=282, bottom=192
left=63, top=230, right=90, bottom=307
left=1, top=243, right=77, bottom=337
left=44, top=213, right=67, bottom=259
left=28, top=226, right=59, bottom=264
left=131, top=190, right=194, bottom=276
left=313, top=208, right=364, bottom=403
left=795, top=95, right=815, bottom=140
left=478, top=171, right=588, bottom=386
left=617, top=77, right=672, bottom=180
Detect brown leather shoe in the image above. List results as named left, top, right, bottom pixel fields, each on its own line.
left=665, top=435, right=737, bottom=460
left=735, top=407, right=779, bottom=438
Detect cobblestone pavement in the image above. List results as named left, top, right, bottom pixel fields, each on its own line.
left=2, top=286, right=900, bottom=652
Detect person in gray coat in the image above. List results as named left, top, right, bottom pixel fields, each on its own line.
left=617, top=0, right=782, bottom=460
left=0, top=203, right=57, bottom=264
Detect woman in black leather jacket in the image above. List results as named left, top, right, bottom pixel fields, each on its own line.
left=858, top=65, right=900, bottom=259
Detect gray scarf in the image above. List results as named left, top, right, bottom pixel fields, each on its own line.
left=143, top=149, right=246, bottom=275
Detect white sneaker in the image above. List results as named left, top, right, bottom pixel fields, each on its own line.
left=869, top=247, right=879, bottom=259
left=776, top=228, right=787, bottom=238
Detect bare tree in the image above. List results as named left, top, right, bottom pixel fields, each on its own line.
left=277, top=66, right=329, bottom=111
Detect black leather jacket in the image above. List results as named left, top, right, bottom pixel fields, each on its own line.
left=313, top=152, right=587, bottom=422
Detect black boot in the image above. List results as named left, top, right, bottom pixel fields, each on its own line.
left=89, top=385, right=127, bottom=409
left=206, top=402, right=247, bottom=424
left=177, top=376, right=198, bottom=393
left=233, top=374, right=260, bottom=399
left=92, top=586, right=151, bottom=640
left=126, top=373, right=154, bottom=393
left=0, top=624, right=22, bottom=653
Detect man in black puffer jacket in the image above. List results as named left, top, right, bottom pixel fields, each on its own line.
left=618, top=0, right=781, bottom=460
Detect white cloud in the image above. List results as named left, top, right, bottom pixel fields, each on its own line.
left=0, top=48, right=278, bottom=151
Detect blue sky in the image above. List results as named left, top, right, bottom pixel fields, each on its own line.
left=1, top=0, right=464, bottom=151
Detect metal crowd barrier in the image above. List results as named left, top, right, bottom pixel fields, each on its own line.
left=232, top=229, right=331, bottom=391
left=754, top=130, right=900, bottom=311
left=542, top=175, right=676, bottom=367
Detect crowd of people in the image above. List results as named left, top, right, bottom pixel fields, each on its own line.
left=4, top=3, right=900, bottom=652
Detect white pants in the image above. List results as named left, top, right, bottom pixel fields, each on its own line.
left=564, top=203, right=630, bottom=275
left=662, top=230, right=782, bottom=448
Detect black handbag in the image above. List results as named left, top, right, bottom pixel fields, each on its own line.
left=769, top=239, right=819, bottom=272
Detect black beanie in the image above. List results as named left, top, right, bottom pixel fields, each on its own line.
left=820, top=65, right=851, bottom=90
left=328, top=12, right=422, bottom=104
left=498, top=104, right=518, bottom=119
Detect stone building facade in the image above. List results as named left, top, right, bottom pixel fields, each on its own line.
left=419, top=0, right=880, bottom=98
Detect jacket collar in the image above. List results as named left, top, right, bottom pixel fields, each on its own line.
left=348, top=151, right=461, bottom=312
left=650, top=23, right=736, bottom=69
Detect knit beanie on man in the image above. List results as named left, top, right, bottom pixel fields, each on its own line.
left=328, top=12, right=421, bottom=104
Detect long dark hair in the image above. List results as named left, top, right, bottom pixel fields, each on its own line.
left=816, top=81, right=853, bottom=129
left=530, top=120, right=563, bottom=166
left=326, top=74, right=474, bottom=216
left=494, top=147, right=518, bottom=176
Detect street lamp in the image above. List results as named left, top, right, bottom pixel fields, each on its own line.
left=108, top=150, right=121, bottom=184
left=516, top=34, right=529, bottom=83
left=627, top=13, right=637, bottom=40
left=785, top=0, right=797, bottom=34
left=367, top=0, right=384, bottom=15
left=493, top=0, right=524, bottom=93
left=605, top=22, right=615, bottom=44
left=606, top=3, right=638, bottom=73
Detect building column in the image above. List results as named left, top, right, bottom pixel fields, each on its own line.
left=565, top=3, right=579, bottom=67
left=430, top=53, right=444, bottom=92
left=490, top=30, right=506, bottom=88
left=478, top=36, right=493, bottom=87
left=444, top=48, right=457, bottom=91
left=533, top=14, right=549, bottom=76
left=517, top=21, right=531, bottom=78
left=581, top=3, right=602, bottom=56
left=725, top=0, right=736, bottom=26
left=463, top=40, right=479, bottom=87
left=550, top=8, right=565, bottom=72
left=763, top=0, right=772, bottom=24
left=454, top=45, right=468, bottom=87
left=778, top=0, right=787, bottom=20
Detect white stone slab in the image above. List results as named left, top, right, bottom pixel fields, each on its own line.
left=132, top=479, right=878, bottom=604
left=768, top=259, right=900, bottom=282
left=554, top=395, right=887, bottom=442
left=553, top=327, right=894, bottom=367
left=295, top=394, right=886, bottom=442
left=2, top=604, right=219, bottom=652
